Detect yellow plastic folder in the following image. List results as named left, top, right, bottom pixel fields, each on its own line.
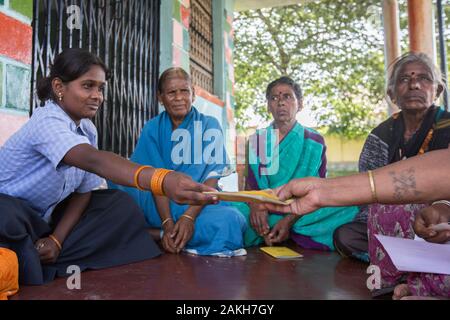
left=203, top=189, right=293, bottom=205
left=260, top=246, right=303, bottom=259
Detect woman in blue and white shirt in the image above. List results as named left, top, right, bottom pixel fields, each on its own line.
left=0, top=48, right=217, bottom=285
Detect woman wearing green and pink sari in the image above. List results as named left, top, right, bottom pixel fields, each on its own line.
left=234, top=77, right=358, bottom=250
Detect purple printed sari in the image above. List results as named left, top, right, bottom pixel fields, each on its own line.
left=368, top=203, right=450, bottom=297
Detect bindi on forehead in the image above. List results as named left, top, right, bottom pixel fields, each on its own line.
left=401, top=69, right=430, bottom=77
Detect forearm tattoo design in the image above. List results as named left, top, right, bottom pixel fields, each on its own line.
left=389, top=167, right=422, bottom=201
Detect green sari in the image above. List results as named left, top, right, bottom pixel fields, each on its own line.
left=233, top=123, right=358, bottom=250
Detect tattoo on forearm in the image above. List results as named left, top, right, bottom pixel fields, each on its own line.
left=389, top=168, right=422, bottom=201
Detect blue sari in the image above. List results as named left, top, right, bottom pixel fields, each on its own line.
left=110, top=107, right=246, bottom=256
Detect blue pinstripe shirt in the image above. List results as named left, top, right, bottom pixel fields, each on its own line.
left=0, top=101, right=102, bottom=220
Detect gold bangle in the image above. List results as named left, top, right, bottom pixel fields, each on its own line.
left=134, top=165, right=151, bottom=191
left=48, top=234, right=62, bottom=251
left=432, top=200, right=450, bottom=208
left=368, top=170, right=378, bottom=203
left=180, top=214, right=195, bottom=223
left=161, top=217, right=173, bottom=226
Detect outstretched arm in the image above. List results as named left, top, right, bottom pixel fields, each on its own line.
left=266, top=148, right=450, bottom=215
left=62, top=144, right=217, bottom=205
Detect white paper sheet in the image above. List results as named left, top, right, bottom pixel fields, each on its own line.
left=375, top=235, right=450, bottom=275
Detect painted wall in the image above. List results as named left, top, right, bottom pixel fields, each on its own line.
left=214, top=0, right=237, bottom=167
left=159, top=0, right=238, bottom=189
left=159, top=0, right=236, bottom=124
left=323, top=134, right=365, bottom=171
left=0, top=0, right=239, bottom=157
left=0, top=0, right=33, bottom=145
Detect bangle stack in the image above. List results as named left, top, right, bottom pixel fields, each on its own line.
left=150, top=168, right=173, bottom=196
left=133, top=166, right=173, bottom=196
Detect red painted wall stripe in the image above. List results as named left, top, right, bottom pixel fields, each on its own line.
left=194, top=85, right=225, bottom=107
left=0, top=12, right=32, bottom=65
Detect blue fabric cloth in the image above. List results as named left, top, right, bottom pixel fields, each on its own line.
left=109, top=107, right=247, bottom=255
left=0, top=101, right=102, bottom=220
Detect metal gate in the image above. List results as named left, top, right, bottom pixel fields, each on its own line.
left=31, top=0, right=160, bottom=157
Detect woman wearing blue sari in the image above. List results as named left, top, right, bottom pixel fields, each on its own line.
left=110, top=68, right=246, bottom=256
left=233, top=77, right=358, bottom=250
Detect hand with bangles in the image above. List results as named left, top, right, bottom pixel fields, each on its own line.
left=160, top=218, right=177, bottom=253
left=163, top=171, right=219, bottom=205
left=171, top=214, right=195, bottom=253
left=34, top=235, right=62, bottom=264
left=160, top=214, right=196, bottom=254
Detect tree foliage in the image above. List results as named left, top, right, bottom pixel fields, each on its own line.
left=234, top=0, right=388, bottom=138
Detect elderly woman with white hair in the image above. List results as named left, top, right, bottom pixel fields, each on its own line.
left=331, top=51, right=450, bottom=295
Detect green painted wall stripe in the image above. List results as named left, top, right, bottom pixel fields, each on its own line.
left=10, top=0, right=33, bottom=19
left=173, top=0, right=181, bottom=22
left=212, top=0, right=225, bottom=100
left=181, top=50, right=190, bottom=71
left=5, top=64, right=30, bottom=111
left=182, top=28, right=190, bottom=52
left=160, top=0, right=174, bottom=77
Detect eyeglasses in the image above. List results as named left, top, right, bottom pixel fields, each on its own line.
left=268, top=93, right=295, bottom=103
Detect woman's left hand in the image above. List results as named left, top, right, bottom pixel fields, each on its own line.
left=161, top=220, right=178, bottom=253
left=35, top=237, right=61, bottom=264
left=171, top=216, right=195, bottom=253
left=265, top=218, right=293, bottom=246
left=414, top=203, right=450, bottom=243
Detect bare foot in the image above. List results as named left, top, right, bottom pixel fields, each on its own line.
left=400, top=296, right=443, bottom=300
left=147, top=228, right=162, bottom=241
left=393, top=284, right=448, bottom=300
left=392, top=284, right=410, bottom=300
